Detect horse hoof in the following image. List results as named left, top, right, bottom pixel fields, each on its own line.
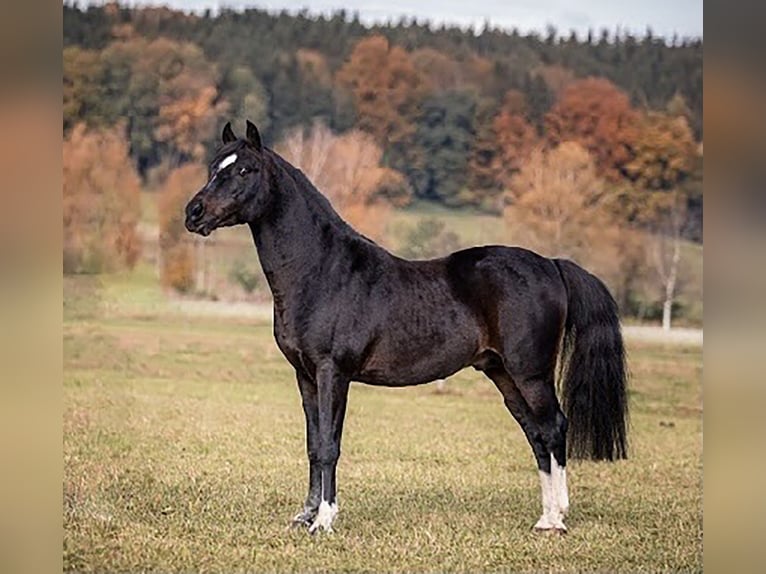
left=290, top=510, right=316, bottom=529
left=308, top=501, right=338, bottom=534
left=533, top=525, right=568, bottom=535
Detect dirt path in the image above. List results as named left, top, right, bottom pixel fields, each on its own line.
left=622, top=325, right=702, bottom=346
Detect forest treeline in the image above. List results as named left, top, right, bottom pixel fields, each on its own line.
left=63, top=2, right=702, bottom=327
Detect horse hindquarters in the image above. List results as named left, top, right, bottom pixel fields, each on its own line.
left=482, top=256, right=628, bottom=531
left=469, top=251, right=571, bottom=530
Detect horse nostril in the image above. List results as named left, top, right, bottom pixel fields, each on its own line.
left=189, top=201, right=204, bottom=220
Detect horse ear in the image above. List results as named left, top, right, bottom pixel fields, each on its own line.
left=222, top=122, right=236, bottom=144
left=246, top=120, right=263, bottom=151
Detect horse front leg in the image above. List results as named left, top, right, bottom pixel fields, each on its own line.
left=308, top=360, right=350, bottom=534
left=292, top=370, right=322, bottom=527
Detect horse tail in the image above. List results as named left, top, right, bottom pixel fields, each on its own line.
left=554, top=258, right=629, bottom=461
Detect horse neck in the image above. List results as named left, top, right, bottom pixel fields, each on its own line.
left=247, top=150, right=359, bottom=303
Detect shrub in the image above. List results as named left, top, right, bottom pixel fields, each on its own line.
left=229, top=259, right=260, bottom=294
left=159, top=164, right=205, bottom=292
left=63, top=123, right=142, bottom=274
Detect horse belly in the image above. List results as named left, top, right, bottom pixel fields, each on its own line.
left=355, top=318, right=481, bottom=387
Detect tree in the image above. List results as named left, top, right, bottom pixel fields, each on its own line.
left=406, top=90, right=478, bottom=206
left=158, top=163, right=206, bottom=293
left=505, top=142, right=618, bottom=268
left=155, top=85, right=228, bottom=165
left=411, top=48, right=461, bottom=92
left=336, top=35, right=425, bottom=148
left=533, top=64, right=577, bottom=97
left=623, top=111, right=697, bottom=329
left=545, top=77, right=640, bottom=181
left=277, top=122, right=411, bottom=240
left=491, top=90, right=539, bottom=189
left=467, top=90, right=538, bottom=211
left=63, top=46, right=107, bottom=132
left=98, top=32, right=225, bottom=174
left=63, top=123, right=142, bottom=273
left=219, top=65, right=270, bottom=135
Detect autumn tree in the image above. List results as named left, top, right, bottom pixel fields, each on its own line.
left=97, top=31, right=227, bottom=173
left=155, top=85, right=228, bottom=165
left=63, top=46, right=108, bottom=132
left=468, top=90, right=538, bottom=211
left=63, top=123, right=142, bottom=273
left=505, top=142, right=631, bottom=292
left=624, top=110, right=698, bottom=329
left=545, top=77, right=640, bottom=181
left=158, top=163, right=206, bottom=293
left=491, top=90, right=539, bottom=189
left=277, top=122, right=411, bottom=239
left=336, top=35, right=425, bottom=149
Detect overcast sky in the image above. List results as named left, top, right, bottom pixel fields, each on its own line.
left=95, top=1, right=702, bottom=40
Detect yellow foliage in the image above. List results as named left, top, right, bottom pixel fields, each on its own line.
left=506, top=141, right=647, bottom=301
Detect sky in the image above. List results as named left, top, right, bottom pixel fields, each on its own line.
left=92, top=0, right=703, bottom=40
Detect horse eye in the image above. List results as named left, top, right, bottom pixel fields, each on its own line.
left=239, top=167, right=249, bottom=176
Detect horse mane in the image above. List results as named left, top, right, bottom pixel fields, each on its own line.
left=266, top=147, right=380, bottom=247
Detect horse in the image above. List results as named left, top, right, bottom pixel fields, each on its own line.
left=184, top=120, right=628, bottom=534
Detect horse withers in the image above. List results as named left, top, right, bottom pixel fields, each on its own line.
left=184, top=120, right=628, bottom=534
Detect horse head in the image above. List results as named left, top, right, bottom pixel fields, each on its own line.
left=185, top=120, right=270, bottom=236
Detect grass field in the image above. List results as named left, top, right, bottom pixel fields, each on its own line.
left=63, top=273, right=702, bottom=572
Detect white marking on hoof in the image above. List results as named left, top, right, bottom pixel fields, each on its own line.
left=536, top=466, right=568, bottom=532
left=534, top=514, right=568, bottom=533
left=551, top=455, right=569, bottom=516
left=308, top=500, right=338, bottom=534
left=217, top=153, right=237, bottom=172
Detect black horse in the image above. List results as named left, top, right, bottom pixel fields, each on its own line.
left=185, top=121, right=628, bottom=534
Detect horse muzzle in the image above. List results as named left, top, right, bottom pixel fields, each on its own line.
left=184, top=198, right=211, bottom=235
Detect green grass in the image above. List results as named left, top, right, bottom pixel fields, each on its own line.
left=64, top=274, right=702, bottom=572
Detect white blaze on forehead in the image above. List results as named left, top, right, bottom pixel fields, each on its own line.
left=217, top=153, right=237, bottom=171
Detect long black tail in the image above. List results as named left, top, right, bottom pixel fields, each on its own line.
left=555, top=258, right=628, bottom=461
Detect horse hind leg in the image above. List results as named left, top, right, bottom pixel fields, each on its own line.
left=483, top=365, right=569, bottom=532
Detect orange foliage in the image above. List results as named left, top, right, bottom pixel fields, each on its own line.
left=155, top=85, right=227, bottom=162
left=63, top=47, right=102, bottom=131
left=625, top=112, right=696, bottom=192
left=336, top=35, right=425, bottom=146
left=63, top=123, right=142, bottom=273
left=159, top=163, right=205, bottom=292
left=492, top=91, right=540, bottom=188
left=468, top=90, right=538, bottom=205
left=102, top=34, right=226, bottom=164
left=545, top=77, right=640, bottom=180
left=460, top=55, right=495, bottom=89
